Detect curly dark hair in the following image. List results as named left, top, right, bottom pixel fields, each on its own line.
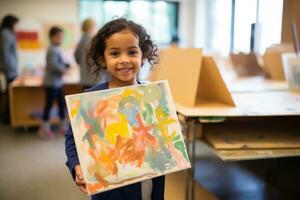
left=86, top=18, right=159, bottom=76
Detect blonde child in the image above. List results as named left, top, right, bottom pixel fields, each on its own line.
left=65, top=18, right=164, bottom=200
left=74, top=18, right=109, bottom=90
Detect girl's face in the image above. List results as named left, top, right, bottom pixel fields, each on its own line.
left=102, top=29, right=143, bottom=87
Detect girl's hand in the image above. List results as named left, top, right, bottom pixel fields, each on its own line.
left=74, top=165, right=87, bottom=194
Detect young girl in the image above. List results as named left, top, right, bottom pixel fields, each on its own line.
left=65, top=18, right=165, bottom=200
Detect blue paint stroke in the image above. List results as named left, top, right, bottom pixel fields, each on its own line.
left=118, top=96, right=141, bottom=127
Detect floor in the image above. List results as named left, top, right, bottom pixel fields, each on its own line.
left=1, top=124, right=300, bottom=200
left=0, top=125, right=217, bottom=200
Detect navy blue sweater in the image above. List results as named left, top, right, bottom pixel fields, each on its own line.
left=65, top=82, right=165, bottom=200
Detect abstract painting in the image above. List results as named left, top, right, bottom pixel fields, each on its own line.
left=65, top=80, right=190, bottom=195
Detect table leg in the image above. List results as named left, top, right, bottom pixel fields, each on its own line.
left=185, top=117, right=191, bottom=200
left=191, top=119, right=196, bottom=200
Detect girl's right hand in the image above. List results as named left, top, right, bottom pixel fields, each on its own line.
left=74, top=164, right=87, bottom=194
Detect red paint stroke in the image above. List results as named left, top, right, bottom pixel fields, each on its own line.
left=133, top=114, right=158, bottom=150
left=16, top=31, right=38, bottom=40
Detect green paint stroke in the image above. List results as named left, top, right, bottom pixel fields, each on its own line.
left=173, top=135, right=180, bottom=141
left=174, top=141, right=189, bottom=161
left=80, top=103, right=104, bottom=140
left=142, top=103, right=154, bottom=124
left=93, top=116, right=104, bottom=138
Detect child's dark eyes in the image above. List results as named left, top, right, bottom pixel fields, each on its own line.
left=108, top=50, right=139, bottom=57
left=109, top=51, right=119, bottom=57
left=128, top=50, right=138, bottom=56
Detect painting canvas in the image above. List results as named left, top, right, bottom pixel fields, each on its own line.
left=65, top=80, right=191, bottom=195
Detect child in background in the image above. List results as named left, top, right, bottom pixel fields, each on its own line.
left=74, top=18, right=109, bottom=90
left=65, top=18, right=165, bottom=200
left=0, top=14, right=19, bottom=124
left=39, top=26, right=70, bottom=138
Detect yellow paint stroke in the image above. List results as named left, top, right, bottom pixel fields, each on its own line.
left=155, top=107, right=177, bottom=144
left=122, top=88, right=142, bottom=101
left=70, top=100, right=80, bottom=118
left=105, top=113, right=130, bottom=144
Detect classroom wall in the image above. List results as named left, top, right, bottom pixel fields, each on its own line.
left=0, top=0, right=197, bottom=47
left=281, top=0, right=300, bottom=44
left=0, top=0, right=77, bottom=23
left=0, top=0, right=79, bottom=75
left=0, top=0, right=197, bottom=73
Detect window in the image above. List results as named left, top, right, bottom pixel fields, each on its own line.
left=257, top=0, right=283, bottom=53
left=233, top=0, right=257, bottom=53
left=195, top=0, right=232, bottom=56
left=195, top=0, right=284, bottom=55
left=78, top=0, right=178, bottom=45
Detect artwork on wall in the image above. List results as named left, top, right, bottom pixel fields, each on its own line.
left=16, top=31, right=42, bottom=50
left=65, top=80, right=190, bottom=195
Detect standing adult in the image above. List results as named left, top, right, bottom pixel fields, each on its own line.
left=74, top=18, right=109, bottom=90
left=0, top=14, right=19, bottom=124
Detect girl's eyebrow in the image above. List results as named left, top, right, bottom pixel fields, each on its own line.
left=107, top=47, right=119, bottom=51
left=128, top=46, right=139, bottom=49
left=107, top=46, right=139, bottom=51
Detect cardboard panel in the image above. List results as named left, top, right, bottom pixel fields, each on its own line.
left=197, top=56, right=235, bottom=106
left=263, top=44, right=294, bottom=80
left=149, top=48, right=203, bottom=107
left=230, top=52, right=263, bottom=76
left=149, top=49, right=235, bottom=108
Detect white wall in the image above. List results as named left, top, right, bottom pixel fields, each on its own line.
left=0, top=0, right=78, bottom=23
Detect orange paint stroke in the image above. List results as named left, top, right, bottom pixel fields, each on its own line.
left=88, top=134, right=119, bottom=178
left=117, top=134, right=145, bottom=167
left=94, top=95, right=122, bottom=130
left=86, top=174, right=109, bottom=194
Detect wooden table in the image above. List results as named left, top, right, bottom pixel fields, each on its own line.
left=176, top=79, right=300, bottom=200
left=9, top=76, right=82, bottom=128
